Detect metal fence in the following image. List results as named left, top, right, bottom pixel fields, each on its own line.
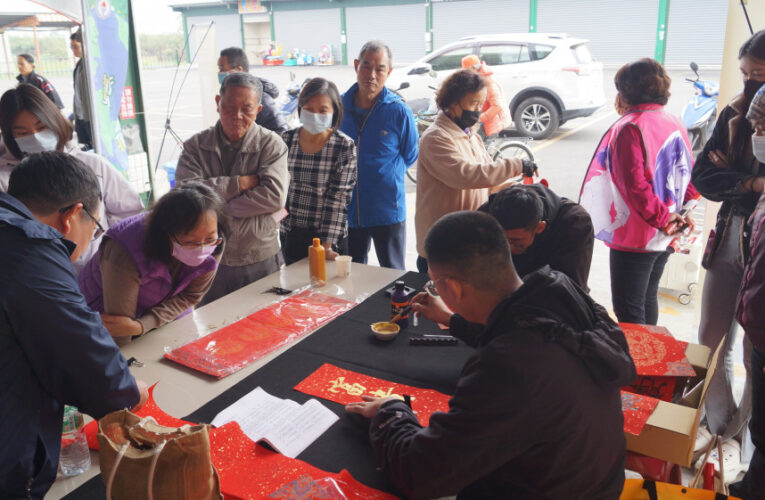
left=1, top=54, right=182, bottom=80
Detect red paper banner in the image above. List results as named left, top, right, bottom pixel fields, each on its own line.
left=294, top=364, right=450, bottom=426
left=165, top=291, right=355, bottom=377
left=620, top=323, right=695, bottom=377
left=621, top=390, right=661, bottom=436
left=88, top=384, right=396, bottom=499
left=211, top=422, right=397, bottom=500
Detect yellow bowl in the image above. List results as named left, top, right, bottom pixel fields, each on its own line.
left=370, top=321, right=400, bottom=341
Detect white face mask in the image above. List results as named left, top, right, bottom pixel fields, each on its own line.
left=15, top=129, right=58, bottom=154
left=753, top=132, right=765, bottom=164
left=300, top=109, right=333, bottom=135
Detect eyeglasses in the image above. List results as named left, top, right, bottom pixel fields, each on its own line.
left=172, top=235, right=224, bottom=249
left=59, top=203, right=105, bottom=240
left=424, top=277, right=449, bottom=297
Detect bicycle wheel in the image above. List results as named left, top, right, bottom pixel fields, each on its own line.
left=492, top=141, right=535, bottom=163
left=406, top=165, right=417, bottom=184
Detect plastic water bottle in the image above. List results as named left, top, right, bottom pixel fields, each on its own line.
left=59, top=405, right=91, bottom=476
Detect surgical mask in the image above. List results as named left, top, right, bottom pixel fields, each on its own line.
left=454, top=109, right=481, bottom=130
left=171, top=242, right=216, bottom=267
left=15, top=129, right=58, bottom=154
left=753, top=132, right=765, bottom=164
left=300, top=109, right=333, bottom=135
left=218, top=71, right=228, bottom=84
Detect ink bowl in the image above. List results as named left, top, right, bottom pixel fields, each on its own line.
left=370, top=321, right=400, bottom=341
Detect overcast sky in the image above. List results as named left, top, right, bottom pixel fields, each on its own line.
left=3, top=0, right=182, bottom=34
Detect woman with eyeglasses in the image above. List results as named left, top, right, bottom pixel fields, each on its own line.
left=78, top=183, right=229, bottom=344
left=0, top=84, right=143, bottom=274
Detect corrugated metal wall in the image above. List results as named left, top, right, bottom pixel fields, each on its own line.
left=273, top=8, right=342, bottom=63
left=187, top=14, right=242, bottom=55
left=346, top=4, right=426, bottom=65
left=665, top=0, right=727, bottom=66
left=537, top=0, right=658, bottom=64
left=433, top=0, right=529, bottom=50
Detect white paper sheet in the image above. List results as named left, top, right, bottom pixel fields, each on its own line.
left=211, top=386, right=339, bottom=458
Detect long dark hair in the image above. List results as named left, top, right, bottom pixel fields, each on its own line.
left=0, top=84, right=73, bottom=159
left=143, top=183, right=229, bottom=264
left=731, top=30, right=765, bottom=165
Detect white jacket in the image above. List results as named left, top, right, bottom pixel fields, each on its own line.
left=0, top=141, right=144, bottom=274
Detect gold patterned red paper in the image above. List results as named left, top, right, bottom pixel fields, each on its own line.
left=294, top=364, right=451, bottom=426
left=164, top=291, right=355, bottom=377
left=621, top=390, right=660, bottom=436
left=620, top=323, right=695, bottom=377
left=210, top=421, right=398, bottom=500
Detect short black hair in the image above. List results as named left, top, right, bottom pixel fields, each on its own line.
left=483, top=186, right=544, bottom=230
left=436, top=69, right=486, bottom=111
left=70, top=28, right=82, bottom=43
left=143, top=182, right=229, bottom=264
left=298, top=77, right=344, bottom=129
left=0, top=84, right=74, bottom=159
left=220, top=47, right=249, bottom=72
left=424, top=211, right=514, bottom=289
left=8, top=151, right=101, bottom=216
left=18, top=53, right=34, bottom=65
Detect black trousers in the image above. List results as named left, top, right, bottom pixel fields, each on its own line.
left=74, top=118, right=92, bottom=150
left=609, top=248, right=669, bottom=325
left=281, top=226, right=348, bottom=266
left=348, top=221, right=406, bottom=270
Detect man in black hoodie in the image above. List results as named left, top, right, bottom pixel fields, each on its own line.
left=218, top=47, right=288, bottom=133
left=479, top=183, right=594, bottom=289
left=347, top=211, right=635, bottom=499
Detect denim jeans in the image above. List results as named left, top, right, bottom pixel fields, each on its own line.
left=609, top=248, right=669, bottom=325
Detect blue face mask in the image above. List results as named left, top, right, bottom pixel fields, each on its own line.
left=300, top=110, right=333, bottom=135
left=15, top=129, right=58, bottom=154
left=218, top=72, right=228, bottom=84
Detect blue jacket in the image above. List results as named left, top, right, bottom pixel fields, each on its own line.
left=0, top=192, right=138, bottom=499
left=340, top=84, right=419, bottom=228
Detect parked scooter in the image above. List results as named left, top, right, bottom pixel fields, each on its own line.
left=681, top=62, right=719, bottom=154
left=278, top=72, right=306, bottom=129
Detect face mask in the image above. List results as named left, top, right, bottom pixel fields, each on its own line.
left=300, top=109, right=333, bottom=135
left=218, top=71, right=228, bottom=84
left=753, top=133, right=765, bottom=164
left=172, top=242, right=216, bottom=267
left=454, top=109, right=481, bottom=130
left=15, top=129, right=58, bottom=154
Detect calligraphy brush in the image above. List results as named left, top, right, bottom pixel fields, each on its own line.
left=390, top=303, right=414, bottom=324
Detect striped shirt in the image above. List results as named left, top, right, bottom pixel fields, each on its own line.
left=280, top=127, right=357, bottom=245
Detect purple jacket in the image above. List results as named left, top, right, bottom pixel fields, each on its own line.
left=737, top=192, right=765, bottom=351
left=78, top=213, right=217, bottom=318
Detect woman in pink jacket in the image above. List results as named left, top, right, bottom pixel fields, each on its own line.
left=579, top=58, right=698, bottom=325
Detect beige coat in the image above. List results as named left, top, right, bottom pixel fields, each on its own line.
left=415, top=112, right=522, bottom=257
left=176, top=122, right=288, bottom=267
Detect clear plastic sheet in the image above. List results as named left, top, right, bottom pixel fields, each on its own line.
left=164, top=290, right=358, bottom=378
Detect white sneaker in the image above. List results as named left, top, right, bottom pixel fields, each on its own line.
left=694, top=426, right=713, bottom=454
left=694, top=438, right=743, bottom=484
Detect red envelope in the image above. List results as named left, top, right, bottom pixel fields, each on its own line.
left=620, top=323, right=695, bottom=377
left=165, top=291, right=355, bottom=378
left=294, top=363, right=451, bottom=426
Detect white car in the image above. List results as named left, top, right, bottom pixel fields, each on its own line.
left=389, top=33, right=606, bottom=139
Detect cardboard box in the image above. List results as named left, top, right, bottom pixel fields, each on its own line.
left=624, top=338, right=724, bottom=467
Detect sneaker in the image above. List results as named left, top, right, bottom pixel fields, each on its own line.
left=694, top=425, right=714, bottom=455
left=694, top=438, right=743, bottom=484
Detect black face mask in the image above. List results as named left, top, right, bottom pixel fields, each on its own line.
left=454, top=109, right=481, bottom=129
left=744, top=78, right=765, bottom=107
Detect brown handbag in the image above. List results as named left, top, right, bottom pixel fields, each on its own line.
left=97, top=409, right=222, bottom=500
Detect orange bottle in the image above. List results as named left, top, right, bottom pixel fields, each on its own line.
left=308, top=238, right=326, bottom=285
